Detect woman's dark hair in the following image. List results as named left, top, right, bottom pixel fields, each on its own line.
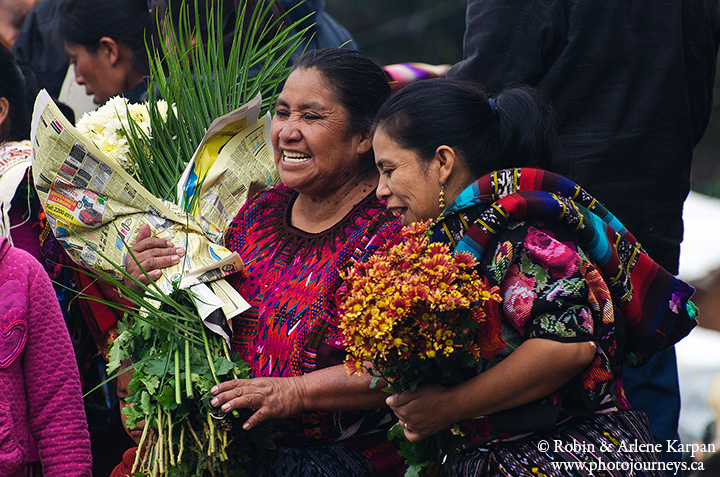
left=0, top=45, right=30, bottom=142
left=374, top=79, right=557, bottom=177
left=56, top=0, right=153, bottom=76
left=292, top=48, right=392, bottom=135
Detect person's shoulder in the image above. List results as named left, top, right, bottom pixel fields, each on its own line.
left=248, top=183, right=292, bottom=205
left=0, top=139, right=33, bottom=158
left=110, top=447, right=138, bottom=477
left=0, top=244, right=44, bottom=280
left=354, top=194, right=402, bottom=240
left=228, top=183, right=291, bottom=237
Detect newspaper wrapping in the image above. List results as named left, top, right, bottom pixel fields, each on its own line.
left=30, top=90, right=280, bottom=342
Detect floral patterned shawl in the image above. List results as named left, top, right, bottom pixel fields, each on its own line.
left=433, top=168, right=697, bottom=367
left=431, top=168, right=697, bottom=443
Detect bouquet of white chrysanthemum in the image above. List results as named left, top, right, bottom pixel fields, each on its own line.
left=75, top=97, right=171, bottom=178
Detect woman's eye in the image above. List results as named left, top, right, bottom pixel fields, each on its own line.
left=274, top=109, right=289, bottom=118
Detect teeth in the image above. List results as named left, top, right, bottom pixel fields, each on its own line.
left=283, top=151, right=311, bottom=163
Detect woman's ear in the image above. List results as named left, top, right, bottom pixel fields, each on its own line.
left=356, top=127, right=374, bottom=157
left=98, top=36, right=121, bottom=66
left=0, top=97, right=10, bottom=140
left=435, top=145, right=457, bottom=184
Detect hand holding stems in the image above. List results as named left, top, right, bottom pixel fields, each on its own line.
left=387, top=338, right=598, bottom=442
left=210, top=376, right=307, bottom=430
left=124, top=223, right=186, bottom=290
left=386, top=385, right=460, bottom=442
left=209, top=364, right=389, bottom=431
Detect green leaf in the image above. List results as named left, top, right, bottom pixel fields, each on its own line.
left=122, top=401, right=145, bottom=430
left=140, top=390, right=153, bottom=416
left=157, top=384, right=179, bottom=409
left=213, top=356, right=236, bottom=377
left=145, top=356, right=172, bottom=377
left=106, top=329, right=132, bottom=374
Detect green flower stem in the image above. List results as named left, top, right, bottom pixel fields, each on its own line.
left=157, top=405, right=164, bottom=473
left=185, top=339, right=194, bottom=399
left=178, top=425, right=185, bottom=463
left=220, top=427, right=228, bottom=461
left=151, top=434, right=158, bottom=477
left=201, top=325, right=219, bottom=384
left=220, top=337, right=241, bottom=418
left=131, top=415, right=151, bottom=474
left=222, top=339, right=239, bottom=380
left=168, top=410, right=176, bottom=466
left=186, top=420, right=203, bottom=451
left=207, top=412, right=216, bottom=457
left=174, top=347, right=182, bottom=405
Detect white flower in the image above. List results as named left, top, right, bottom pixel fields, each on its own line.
left=76, top=97, right=172, bottom=175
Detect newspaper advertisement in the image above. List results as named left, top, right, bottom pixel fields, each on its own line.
left=177, top=99, right=279, bottom=243
left=30, top=90, right=247, bottom=302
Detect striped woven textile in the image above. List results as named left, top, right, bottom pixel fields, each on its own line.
left=449, top=411, right=663, bottom=476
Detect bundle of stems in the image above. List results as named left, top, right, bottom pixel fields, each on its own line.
left=80, top=245, right=272, bottom=476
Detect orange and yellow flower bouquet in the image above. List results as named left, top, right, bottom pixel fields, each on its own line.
left=339, top=220, right=502, bottom=475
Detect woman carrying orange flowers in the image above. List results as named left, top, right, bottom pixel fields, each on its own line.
left=371, top=79, right=697, bottom=476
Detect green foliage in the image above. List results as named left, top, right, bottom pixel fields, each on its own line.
left=123, top=0, right=309, bottom=205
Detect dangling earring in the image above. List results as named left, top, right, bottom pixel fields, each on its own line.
left=439, top=183, right=446, bottom=210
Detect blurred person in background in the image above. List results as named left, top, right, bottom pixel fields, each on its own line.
left=0, top=43, right=92, bottom=476
left=56, top=0, right=153, bottom=105
left=0, top=0, right=39, bottom=48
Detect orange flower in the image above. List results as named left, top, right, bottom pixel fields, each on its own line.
left=339, top=220, right=502, bottom=389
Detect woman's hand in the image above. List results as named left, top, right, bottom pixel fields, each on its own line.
left=210, top=376, right=308, bottom=430
left=388, top=338, right=597, bottom=442
left=208, top=364, right=389, bottom=431
left=387, top=385, right=458, bottom=442
left=124, top=223, right=185, bottom=290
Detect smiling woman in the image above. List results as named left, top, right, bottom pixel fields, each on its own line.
left=56, top=0, right=152, bottom=105
left=125, top=48, right=404, bottom=476
left=371, top=79, right=697, bottom=476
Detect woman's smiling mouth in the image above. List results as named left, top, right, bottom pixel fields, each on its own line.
left=282, top=150, right=312, bottom=163
left=388, top=207, right=408, bottom=220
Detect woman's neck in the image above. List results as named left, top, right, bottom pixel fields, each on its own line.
left=291, top=168, right=379, bottom=233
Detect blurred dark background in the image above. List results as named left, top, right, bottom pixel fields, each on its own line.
left=324, top=0, right=466, bottom=66
left=324, top=0, right=720, bottom=198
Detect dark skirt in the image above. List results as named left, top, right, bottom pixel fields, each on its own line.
left=450, top=411, right=664, bottom=476
left=250, top=442, right=376, bottom=477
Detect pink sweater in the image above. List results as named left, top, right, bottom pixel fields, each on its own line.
left=0, top=237, right=91, bottom=475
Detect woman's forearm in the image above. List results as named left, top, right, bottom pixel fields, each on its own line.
left=450, top=338, right=596, bottom=420
left=295, top=364, right=388, bottom=412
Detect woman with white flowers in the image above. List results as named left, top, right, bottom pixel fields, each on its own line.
left=126, top=48, right=405, bottom=476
